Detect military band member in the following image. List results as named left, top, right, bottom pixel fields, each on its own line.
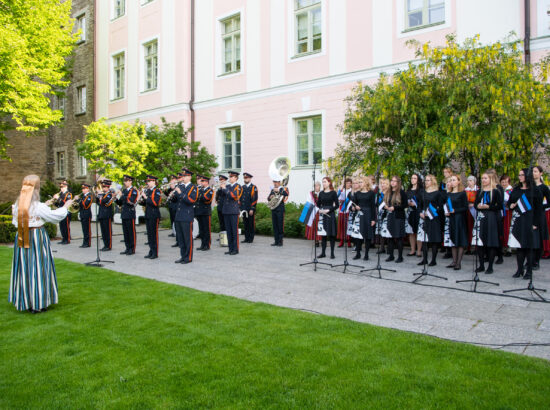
left=195, top=175, right=213, bottom=251
left=78, top=184, right=93, bottom=248
left=215, top=174, right=228, bottom=233
left=240, top=172, right=258, bottom=243
left=163, top=174, right=178, bottom=238
left=96, top=179, right=114, bottom=251
left=140, top=175, right=162, bottom=259
left=173, top=168, right=198, bottom=264
left=115, top=175, right=139, bottom=255
left=222, top=171, right=242, bottom=255
left=268, top=179, right=289, bottom=246
left=55, top=180, right=73, bottom=244
left=171, top=172, right=185, bottom=248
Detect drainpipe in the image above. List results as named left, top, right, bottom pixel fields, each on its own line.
left=524, top=0, right=531, bottom=65
left=189, top=0, right=195, bottom=144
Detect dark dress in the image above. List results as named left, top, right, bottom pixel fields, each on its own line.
left=507, top=187, right=542, bottom=249
left=446, top=191, right=468, bottom=247
left=405, top=188, right=422, bottom=234
left=419, top=190, right=444, bottom=243
left=352, top=191, right=376, bottom=240
left=316, top=190, right=338, bottom=237
left=385, top=189, right=408, bottom=238
left=535, top=184, right=550, bottom=242
left=473, top=189, right=503, bottom=248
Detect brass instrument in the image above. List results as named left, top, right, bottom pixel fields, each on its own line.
left=267, top=156, right=291, bottom=210
left=68, top=195, right=81, bottom=212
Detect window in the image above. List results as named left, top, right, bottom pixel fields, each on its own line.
left=114, top=0, right=125, bottom=19
left=57, top=95, right=65, bottom=118
left=144, top=40, right=158, bottom=91
left=141, top=0, right=154, bottom=5
left=222, top=127, right=241, bottom=170
left=295, top=116, right=322, bottom=166
left=221, top=14, right=241, bottom=74
left=294, top=0, right=321, bottom=56
left=405, top=0, right=444, bottom=30
left=112, top=53, right=125, bottom=99
left=57, top=152, right=66, bottom=177
left=77, top=154, right=87, bottom=177
left=76, top=14, right=86, bottom=42
left=76, top=85, right=86, bottom=114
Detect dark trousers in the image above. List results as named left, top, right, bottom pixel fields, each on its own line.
left=218, top=208, right=226, bottom=231
left=146, top=217, right=159, bottom=257
left=223, top=214, right=239, bottom=253
left=271, top=209, right=285, bottom=245
left=59, top=213, right=71, bottom=242
left=99, top=218, right=112, bottom=249
left=242, top=211, right=255, bottom=242
left=122, top=218, right=136, bottom=253
left=196, top=215, right=211, bottom=249
left=169, top=207, right=176, bottom=228
left=175, top=220, right=193, bottom=262
left=80, top=217, right=91, bottom=246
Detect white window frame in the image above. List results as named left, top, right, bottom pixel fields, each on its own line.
left=287, top=0, right=326, bottom=62
left=76, top=14, right=86, bottom=43
left=75, top=85, right=86, bottom=114
left=57, top=95, right=65, bottom=119
left=215, top=9, right=244, bottom=79
left=112, top=0, right=125, bottom=20
left=76, top=152, right=87, bottom=177
left=141, top=38, right=159, bottom=93
left=397, top=0, right=451, bottom=37
left=141, top=0, right=155, bottom=6
left=111, top=51, right=126, bottom=101
left=287, top=110, right=325, bottom=168
left=217, top=124, right=242, bottom=172
left=293, top=0, right=322, bottom=58
left=220, top=14, right=241, bottom=75
left=294, top=116, right=322, bottom=167
left=56, top=151, right=66, bottom=178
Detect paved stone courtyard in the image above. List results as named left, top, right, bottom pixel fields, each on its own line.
left=51, top=221, right=550, bottom=360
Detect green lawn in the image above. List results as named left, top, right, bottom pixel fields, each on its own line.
left=1, top=246, right=549, bottom=409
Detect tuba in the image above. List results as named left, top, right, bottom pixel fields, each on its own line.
left=267, top=156, right=291, bottom=210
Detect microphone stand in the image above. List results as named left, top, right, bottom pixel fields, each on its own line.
left=86, top=177, right=114, bottom=268
left=503, top=141, right=547, bottom=301
left=412, top=152, right=447, bottom=283
left=361, top=159, right=396, bottom=278
left=456, top=142, right=499, bottom=291
left=300, top=159, right=331, bottom=271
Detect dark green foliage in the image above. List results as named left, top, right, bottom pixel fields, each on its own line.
left=0, top=202, right=13, bottom=215
left=43, top=222, right=57, bottom=239
left=0, top=216, right=16, bottom=242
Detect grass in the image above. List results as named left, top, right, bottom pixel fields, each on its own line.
left=0, top=246, right=549, bottom=409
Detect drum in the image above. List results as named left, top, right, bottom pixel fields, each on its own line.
left=219, top=231, right=228, bottom=247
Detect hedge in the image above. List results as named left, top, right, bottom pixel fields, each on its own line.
left=0, top=215, right=57, bottom=243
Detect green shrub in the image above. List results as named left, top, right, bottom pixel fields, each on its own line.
left=44, top=222, right=57, bottom=239
left=0, top=202, right=13, bottom=215
left=255, top=218, right=273, bottom=236
left=0, top=220, right=17, bottom=243
left=211, top=209, right=220, bottom=233
left=160, top=218, right=171, bottom=229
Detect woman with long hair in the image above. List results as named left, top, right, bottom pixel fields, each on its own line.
left=337, top=178, right=353, bottom=248
left=443, top=175, right=469, bottom=270
left=418, top=174, right=444, bottom=266
left=464, top=175, right=478, bottom=254
left=405, top=173, right=423, bottom=256
left=376, top=177, right=389, bottom=254
left=383, top=176, right=408, bottom=263
left=316, top=177, right=339, bottom=259
left=10, top=175, right=73, bottom=313
left=473, top=172, right=503, bottom=274
left=507, top=168, right=542, bottom=280
left=500, top=174, right=513, bottom=257
left=532, top=165, right=550, bottom=268
left=352, top=176, right=376, bottom=260
left=304, top=181, right=321, bottom=244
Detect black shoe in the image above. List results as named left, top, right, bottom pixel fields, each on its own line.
left=145, top=242, right=149, bottom=246
left=363, top=254, right=369, bottom=261
left=171, top=243, right=179, bottom=248
left=60, top=242, right=69, bottom=245
left=428, top=261, right=437, bottom=267
left=126, top=251, right=135, bottom=256
left=120, top=239, right=125, bottom=243
left=149, top=255, right=158, bottom=259
left=276, top=243, right=283, bottom=247
left=395, top=256, right=403, bottom=263
left=523, top=272, right=532, bottom=280
left=495, top=257, right=503, bottom=265
left=79, top=244, right=89, bottom=248
left=224, top=251, right=232, bottom=255
left=453, top=264, right=461, bottom=270
left=446, top=263, right=456, bottom=268
left=512, top=270, right=524, bottom=278
left=475, top=266, right=485, bottom=273
left=385, top=255, right=395, bottom=262
left=485, top=267, right=493, bottom=274
left=101, top=247, right=110, bottom=251
left=144, top=254, right=152, bottom=259
left=406, top=252, right=415, bottom=256
left=330, top=254, right=335, bottom=259
left=229, top=251, right=239, bottom=255
left=271, top=243, right=278, bottom=246
left=120, top=250, right=129, bottom=255
left=202, top=247, right=210, bottom=251
left=196, top=247, right=204, bottom=250
left=241, top=240, right=249, bottom=243
left=181, top=260, right=191, bottom=264
left=353, top=253, right=361, bottom=260
left=533, top=264, right=540, bottom=271
left=168, top=233, right=175, bottom=237
left=175, top=258, right=184, bottom=263
left=417, top=260, right=427, bottom=266
left=317, top=253, right=326, bottom=258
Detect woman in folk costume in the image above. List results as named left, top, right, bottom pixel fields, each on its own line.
left=499, top=175, right=513, bottom=257
left=316, top=177, right=339, bottom=259
left=532, top=166, right=550, bottom=267
left=9, top=175, right=73, bottom=313
left=376, top=177, right=390, bottom=254
left=304, top=181, right=321, bottom=244
left=464, top=175, right=478, bottom=254
left=418, top=174, right=445, bottom=266
left=507, top=168, right=542, bottom=280
left=443, top=175, right=469, bottom=270
left=405, top=173, right=423, bottom=257
left=351, top=176, right=376, bottom=261
left=383, top=176, right=408, bottom=263
left=473, top=172, right=503, bottom=274
left=336, top=178, right=352, bottom=248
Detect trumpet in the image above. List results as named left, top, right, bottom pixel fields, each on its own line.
left=68, top=195, right=81, bottom=212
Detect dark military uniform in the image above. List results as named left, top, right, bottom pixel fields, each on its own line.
left=173, top=180, right=198, bottom=263
left=195, top=177, right=214, bottom=250
left=222, top=175, right=242, bottom=254
left=140, top=177, right=162, bottom=258
left=215, top=175, right=228, bottom=232
left=163, top=176, right=177, bottom=236
left=78, top=188, right=93, bottom=247
left=240, top=179, right=258, bottom=243
left=96, top=182, right=114, bottom=250
left=115, top=177, right=139, bottom=255
left=56, top=189, right=73, bottom=244
left=268, top=186, right=289, bottom=246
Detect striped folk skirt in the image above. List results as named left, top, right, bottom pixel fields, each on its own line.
left=9, top=227, right=58, bottom=312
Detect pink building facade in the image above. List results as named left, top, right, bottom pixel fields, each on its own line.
left=95, top=0, right=550, bottom=203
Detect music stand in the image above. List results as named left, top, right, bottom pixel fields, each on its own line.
left=86, top=178, right=114, bottom=268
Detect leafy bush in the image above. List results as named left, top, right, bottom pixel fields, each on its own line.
left=44, top=222, right=57, bottom=239
left=0, top=202, right=13, bottom=215
left=0, top=220, right=17, bottom=243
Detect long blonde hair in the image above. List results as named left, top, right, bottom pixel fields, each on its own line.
left=388, top=176, right=403, bottom=205
left=447, top=175, right=464, bottom=193
left=16, top=175, right=41, bottom=248
left=361, top=175, right=373, bottom=192
left=425, top=174, right=438, bottom=192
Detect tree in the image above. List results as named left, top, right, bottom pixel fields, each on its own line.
left=331, top=34, right=550, bottom=180
left=0, top=0, right=78, bottom=159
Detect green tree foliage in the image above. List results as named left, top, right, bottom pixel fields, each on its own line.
left=331, top=34, right=550, bottom=180
left=0, top=0, right=78, bottom=159
left=78, top=118, right=218, bottom=184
